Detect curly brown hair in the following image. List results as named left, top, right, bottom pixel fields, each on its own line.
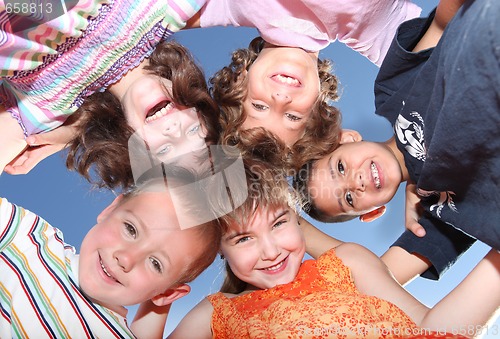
left=210, top=37, right=343, bottom=172
left=66, top=40, right=221, bottom=191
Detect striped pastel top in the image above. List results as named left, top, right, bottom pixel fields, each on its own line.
left=0, top=197, right=134, bottom=338
left=0, top=0, right=204, bottom=136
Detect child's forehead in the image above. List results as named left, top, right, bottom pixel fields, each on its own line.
left=225, top=204, right=291, bottom=233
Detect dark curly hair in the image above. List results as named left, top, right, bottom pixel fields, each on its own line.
left=210, top=37, right=342, bottom=172
left=66, top=40, right=221, bottom=191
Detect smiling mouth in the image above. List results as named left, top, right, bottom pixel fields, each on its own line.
left=145, top=100, right=175, bottom=123
left=260, top=257, right=287, bottom=272
left=272, top=74, right=301, bottom=87
left=371, top=162, right=381, bottom=189
left=100, top=258, right=119, bottom=283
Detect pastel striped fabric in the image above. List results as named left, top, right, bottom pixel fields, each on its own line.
left=0, top=0, right=205, bottom=135
left=0, top=197, right=135, bottom=338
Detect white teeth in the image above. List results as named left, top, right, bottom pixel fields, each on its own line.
left=371, top=162, right=381, bottom=189
left=145, top=102, right=174, bottom=123
left=100, top=259, right=112, bottom=277
left=275, top=74, right=300, bottom=86
left=263, top=260, right=284, bottom=271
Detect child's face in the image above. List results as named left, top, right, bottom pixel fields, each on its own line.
left=308, top=141, right=403, bottom=218
left=241, top=45, right=320, bottom=146
left=79, top=191, right=203, bottom=313
left=122, top=76, right=208, bottom=162
left=221, top=206, right=305, bottom=290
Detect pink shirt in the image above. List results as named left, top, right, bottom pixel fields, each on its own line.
left=200, top=0, right=421, bottom=66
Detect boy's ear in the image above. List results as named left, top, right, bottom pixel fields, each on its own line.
left=340, top=129, right=362, bottom=144
left=151, top=284, right=191, bottom=307
left=97, top=194, right=125, bottom=223
left=359, top=206, right=386, bottom=223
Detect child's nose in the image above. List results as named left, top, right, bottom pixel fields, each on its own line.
left=271, top=91, right=292, bottom=104
left=163, top=120, right=181, bottom=138
left=349, top=172, right=365, bottom=192
left=114, top=250, right=135, bottom=272
left=260, top=236, right=281, bottom=261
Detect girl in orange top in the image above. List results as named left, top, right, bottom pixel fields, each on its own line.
left=167, top=152, right=500, bottom=339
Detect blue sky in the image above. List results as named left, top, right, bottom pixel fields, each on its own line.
left=1, top=0, right=498, bottom=336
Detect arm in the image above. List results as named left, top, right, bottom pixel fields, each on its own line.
left=130, top=301, right=170, bottom=339
left=300, top=217, right=343, bottom=259
left=167, top=298, right=213, bottom=339
left=4, top=110, right=80, bottom=175
left=413, top=0, right=466, bottom=52
left=381, top=246, right=432, bottom=286
left=337, top=243, right=500, bottom=334
left=419, top=249, right=500, bottom=336
left=185, top=10, right=201, bottom=28
left=0, top=107, right=27, bottom=175
left=335, top=243, right=430, bottom=325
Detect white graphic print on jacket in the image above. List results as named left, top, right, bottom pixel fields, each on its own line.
left=395, top=108, right=457, bottom=219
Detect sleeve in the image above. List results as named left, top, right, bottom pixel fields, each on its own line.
left=199, top=0, right=243, bottom=28
left=374, top=11, right=435, bottom=122
left=0, top=197, right=23, bottom=250
left=391, top=216, right=476, bottom=280
left=165, top=0, right=207, bottom=31
left=329, top=0, right=422, bottom=66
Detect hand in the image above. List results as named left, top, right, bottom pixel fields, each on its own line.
left=405, top=181, right=425, bottom=237
left=4, top=122, right=77, bottom=175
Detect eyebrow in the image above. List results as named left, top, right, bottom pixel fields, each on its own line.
left=224, top=209, right=290, bottom=240
left=273, top=209, right=289, bottom=221
left=327, top=156, right=346, bottom=214
left=125, top=208, right=173, bottom=266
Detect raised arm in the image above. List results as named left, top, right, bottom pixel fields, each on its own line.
left=419, top=249, right=500, bottom=336
left=300, top=217, right=343, bottom=259
left=337, top=243, right=500, bottom=335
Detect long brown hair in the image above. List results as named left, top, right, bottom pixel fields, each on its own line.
left=66, top=40, right=221, bottom=191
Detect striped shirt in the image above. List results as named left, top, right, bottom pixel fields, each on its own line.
left=0, top=197, right=134, bottom=338
left=0, top=0, right=205, bottom=135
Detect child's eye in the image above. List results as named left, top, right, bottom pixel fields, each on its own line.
left=272, top=220, right=287, bottom=229
left=124, top=223, right=137, bottom=238
left=252, top=103, right=268, bottom=111
left=345, top=191, right=354, bottom=208
left=337, top=160, right=345, bottom=175
left=285, top=113, right=301, bottom=121
left=157, top=144, right=172, bottom=155
left=187, top=124, right=200, bottom=135
left=235, top=236, right=251, bottom=244
left=149, top=257, right=163, bottom=273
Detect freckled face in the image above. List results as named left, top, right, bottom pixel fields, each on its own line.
left=221, top=207, right=305, bottom=290
left=308, top=141, right=403, bottom=217
left=241, top=45, right=320, bottom=146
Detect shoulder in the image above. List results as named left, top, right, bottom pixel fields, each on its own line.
left=168, top=298, right=213, bottom=339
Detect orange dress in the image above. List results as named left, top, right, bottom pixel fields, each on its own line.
left=208, top=249, right=466, bottom=339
